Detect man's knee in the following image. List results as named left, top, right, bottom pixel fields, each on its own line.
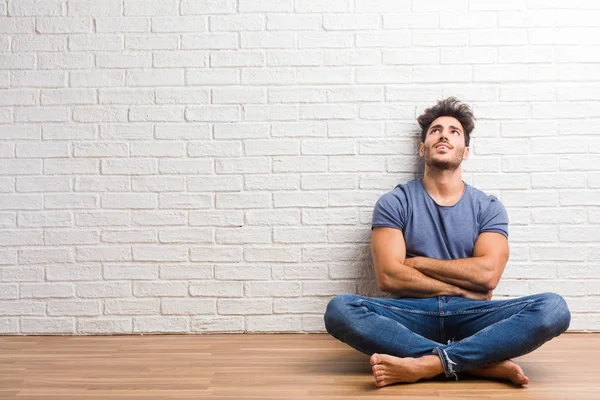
left=536, top=292, right=571, bottom=336
left=324, top=294, right=359, bottom=336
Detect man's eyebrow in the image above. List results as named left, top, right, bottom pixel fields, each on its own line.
left=428, top=124, right=463, bottom=133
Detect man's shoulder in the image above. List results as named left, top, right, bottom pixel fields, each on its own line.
left=378, top=179, right=421, bottom=204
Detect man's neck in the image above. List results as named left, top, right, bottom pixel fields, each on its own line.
left=421, top=167, right=464, bottom=206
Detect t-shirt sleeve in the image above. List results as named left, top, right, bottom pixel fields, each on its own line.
left=371, top=190, right=407, bottom=231
left=479, top=196, right=509, bottom=238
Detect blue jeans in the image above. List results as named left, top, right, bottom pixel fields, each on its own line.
left=324, top=292, right=570, bottom=379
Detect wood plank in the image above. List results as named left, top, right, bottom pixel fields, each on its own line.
left=0, top=333, right=598, bottom=399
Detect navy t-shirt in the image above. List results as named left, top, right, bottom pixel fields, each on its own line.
left=371, top=178, right=508, bottom=260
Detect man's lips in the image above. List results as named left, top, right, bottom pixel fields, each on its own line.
left=434, top=142, right=452, bottom=150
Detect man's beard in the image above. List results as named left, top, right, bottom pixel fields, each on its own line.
left=423, top=144, right=465, bottom=171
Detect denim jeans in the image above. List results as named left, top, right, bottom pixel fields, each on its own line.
left=324, top=292, right=571, bottom=379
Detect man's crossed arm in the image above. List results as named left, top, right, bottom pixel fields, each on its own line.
left=404, top=232, right=509, bottom=292
left=371, top=227, right=509, bottom=300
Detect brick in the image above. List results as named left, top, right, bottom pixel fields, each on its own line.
left=102, top=193, right=157, bottom=209
left=0, top=54, right=36, bottom=69
left=155, top=90, right=210, bottom=106
left=73, top=106, right=128, bottom=122
left=218, top=298, right=271, bottom=315
left=182, top=33, right=237, bottom=49
left=152, top=17, right=207, bottom=32
left=210, top=15, right=265, bottom=31
left=0, top=89, right=37, bottom=106
left=323, top=49, right=380, bottom=66
left=215, top=158, right=269, bottom=174
left=188, top=176, right=243, bottom=191
left=210, top=51, right=265, bottom=67
left=216, top=192, right=271, bottom=208
left=126, top=35, right=178, bottom=50
left=48, top=300, right=101, bottom=316
left=192, top=316, right=244, bottom=332
left=190, top=246, right=242, bottom=262
left=161, top=298, right=214, bottom=315
left=273, top=192, right=327, bottom=207
left=324, top=14, right=380, bottom=30
left=40, top=88, right=95, bottom=105
left=77, top=246, right=132, bottom=262
left=153, top=51, right=207, bottom=67
left=246, top=281, right=301, bottom=297
left=36, top=18, right=92, bottom=33
left=103, top=263, right=158, bottom=280
left=301, top=174, right=356, bottom=190
left=267, top=50, right=321, bottom=66
left=124, top=0, right=178, bottom=16
left=241, top=68, right=296, bottom=84
left=132, top=176, right=185, bottom=192
left=239, top=0, right=293, bottom=12
left=181, top=0, right=236, bottom=14
left=356, top=67, right=412, bottom=84
left=102, top=159, right=157, bottom=175
left=46, top=264, right=101, bottom=281
left=159, top=228, right=212, bottom=244
left=216, top=227, right=271, bottom=244
left=97, top=54, right=152, bottom=69
left=76, top=282, right=131, bottom=298
left=18, top=211, right=72, bottom=227
left=188, top=141, right=242, bottom=157
left=246, top=315, right=300, bottom=332
left=67, top=1, right=122, bottom=16
left=131, top=211, right=187, bottom=226
left=213, top=87, right=267, bottom=104
left=300, top=32, right=353, bottom=48
left=244, top=210, right=300, bottom=225
left=45, top=193, right=97, bottom=209
left=245, top=105, right=298, bottom=121
left=69, top=35, right=123, bottom=51
left=70, top=70, right=125, bottom=87
left=267, top=14, right=321, bottom=31
left=44, top=229, right=100, bottom=245
left=44, top=159, right=98, bottom=175
left=134, top=317, right=188, bottom=333
left=22, top=318, right=75, bottom=334
left=9, top=0, right=62, bottom=16
left=246, top=246, right=301, bottom=263
left=160, top=264, right=213, bottom=280
left=189, top=281, right=243, bottom=297
left=159, top=159, right=212, bottom=174
left=127, top=69, right=184, bottom=86
left=128, top=106, right=185, bottom=122
left=186, top=106, right=240, bottom=122
left=76, top=211, right=130, bottom=227
left=159, top=193, right=212, bottom=209
left=186, top=68, right=239, bottom=85
left=102, top=229, right=157, bottom=243
left=133, top=281, right=188, bottom=297
left=189, top=211, right=243, bottom=227
left=78, top=318, right=132, bottom=334
left=96, top=17, right=149, bottom=32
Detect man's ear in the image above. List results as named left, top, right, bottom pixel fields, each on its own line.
left=463, top=146, right=470, bottom=160
left=419, top=142, right=424, bottom=157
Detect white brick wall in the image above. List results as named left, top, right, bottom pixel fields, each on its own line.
left=0, top=0, right=598, bottom=334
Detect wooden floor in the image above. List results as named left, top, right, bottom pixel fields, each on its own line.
left=0, top=333, right=597, bottom=399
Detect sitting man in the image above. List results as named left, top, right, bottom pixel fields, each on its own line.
left=324, top=97, right=571, bottom=387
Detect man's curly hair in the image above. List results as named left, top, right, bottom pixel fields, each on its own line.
left=417, top=97, right=475, bottom=146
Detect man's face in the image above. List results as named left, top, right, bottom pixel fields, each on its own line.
left=419, top=116, right=469, bottom=171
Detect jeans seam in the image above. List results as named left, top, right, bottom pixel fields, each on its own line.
left=442, top=299, right=536, bottom=316
left=360, top=300, right=441, bottom=316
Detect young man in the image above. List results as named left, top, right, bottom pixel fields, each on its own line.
left=324, top=97, right=571, bottom=387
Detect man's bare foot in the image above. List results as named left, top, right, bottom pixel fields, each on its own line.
left=370, top=354, right=443, bottom=387
left=468, top=359, right=529, bottom=385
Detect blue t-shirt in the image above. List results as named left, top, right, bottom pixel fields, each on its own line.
left=371, top=178, right=508, bottom=260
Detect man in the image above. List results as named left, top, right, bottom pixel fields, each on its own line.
left=324, top=97, right=571, bottom=387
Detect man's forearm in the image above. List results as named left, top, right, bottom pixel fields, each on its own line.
left=379, top=261, right=465, bottom=298
left=405, top=256, right=493, bottom=292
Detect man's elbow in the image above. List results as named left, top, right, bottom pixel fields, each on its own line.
left=482, top=270, right=501, bottom=291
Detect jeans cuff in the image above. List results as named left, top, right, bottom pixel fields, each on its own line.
left=432, top=346, right=459, bottom=381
